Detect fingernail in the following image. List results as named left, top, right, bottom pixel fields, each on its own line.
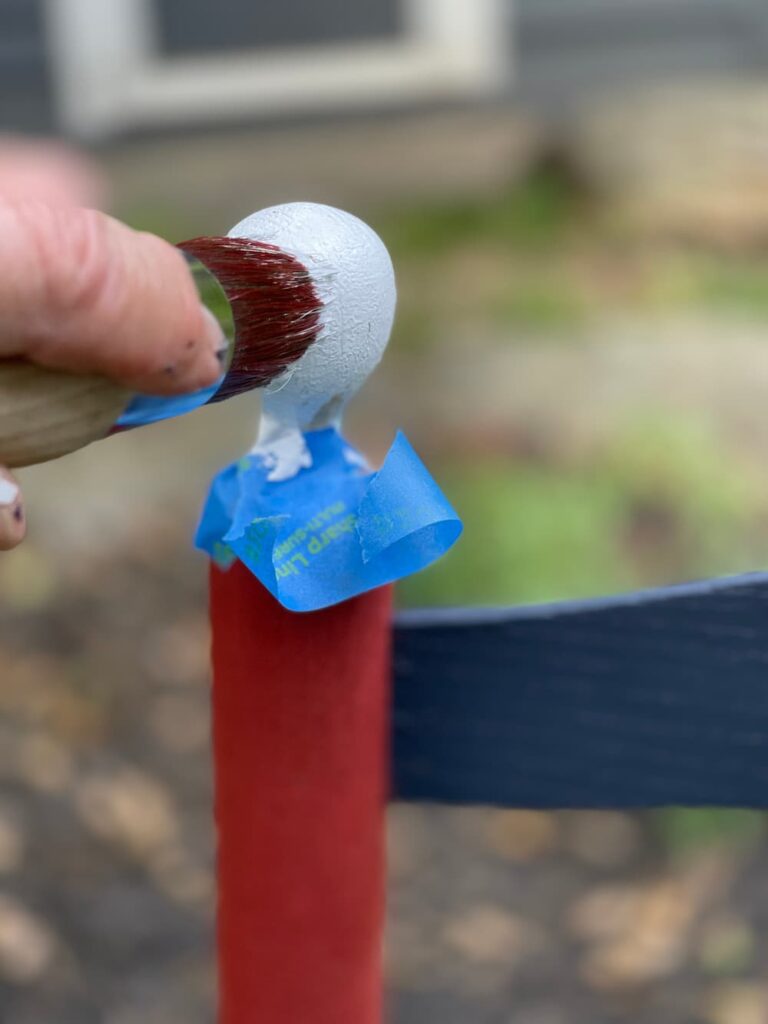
left=0, top=477, right=25, bottom=550
left=201, top=306, right=227, bottom=358
left=0, top=478, right=18, bottom=505
left=193, top=305, right=228, bottom=385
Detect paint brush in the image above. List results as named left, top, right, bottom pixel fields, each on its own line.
left=0, top=202, right=395, bottom=485
left=0, top=203, right=395, bottom=471
left=0, top=226, right=325, bottom=468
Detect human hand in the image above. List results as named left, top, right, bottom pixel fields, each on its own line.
left=0, top=138, right=226, bottom=550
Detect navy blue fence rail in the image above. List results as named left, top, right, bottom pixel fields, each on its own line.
left=392, top=573, right=768, bottom=809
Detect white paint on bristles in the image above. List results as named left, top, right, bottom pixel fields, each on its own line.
left=0, top=478, right=18, bottom=506
left=227, top=203, right=396, bottom=481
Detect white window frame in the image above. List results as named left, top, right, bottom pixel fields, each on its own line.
left=44, top=0, right=510, bottom=138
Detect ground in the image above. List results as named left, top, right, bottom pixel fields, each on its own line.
left=0, top=541, right=766, bottom=1023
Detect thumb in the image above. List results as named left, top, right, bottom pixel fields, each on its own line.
left=0, top=200, right=225, bottom=396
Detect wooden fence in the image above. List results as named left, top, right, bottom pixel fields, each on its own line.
left=211, top=564, right=768, bottom=1023
left=394, top=571, right=768, bottom=808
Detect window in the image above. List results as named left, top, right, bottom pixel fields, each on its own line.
left=155, top=0, right=403, bottom=55
left=45, top=0, right=510, bottom=138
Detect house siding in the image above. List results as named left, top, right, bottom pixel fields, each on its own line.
left=0, top=0, right=53, bottom=132
left=516, top=0, right=768, bottom=110
left=1, top=0, right=767, bottom=136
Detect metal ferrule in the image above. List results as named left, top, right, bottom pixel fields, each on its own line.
left=115, top=254, right=235, bottom=429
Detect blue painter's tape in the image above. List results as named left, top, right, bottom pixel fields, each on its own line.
left=195, top=428, right=462, bottom=612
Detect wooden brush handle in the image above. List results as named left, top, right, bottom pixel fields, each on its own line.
left=0, top=360, right=131, bottom=468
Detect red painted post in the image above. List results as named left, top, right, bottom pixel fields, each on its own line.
left=210, top=561, right=393, bottom=1024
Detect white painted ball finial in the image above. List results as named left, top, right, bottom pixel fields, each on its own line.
left=227, top=202, right=397, bottom=481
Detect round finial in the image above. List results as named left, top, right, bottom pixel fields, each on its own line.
left=228, top=203, right=396, bottom=480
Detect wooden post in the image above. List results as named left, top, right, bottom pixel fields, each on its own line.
left=210, top=561, right=393, bottom=1024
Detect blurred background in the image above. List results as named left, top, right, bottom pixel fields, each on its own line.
left=1, top=0, right=768, bottom=1021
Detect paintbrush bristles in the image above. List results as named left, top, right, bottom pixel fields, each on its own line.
left=179, top=236, right=323, bottom=402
